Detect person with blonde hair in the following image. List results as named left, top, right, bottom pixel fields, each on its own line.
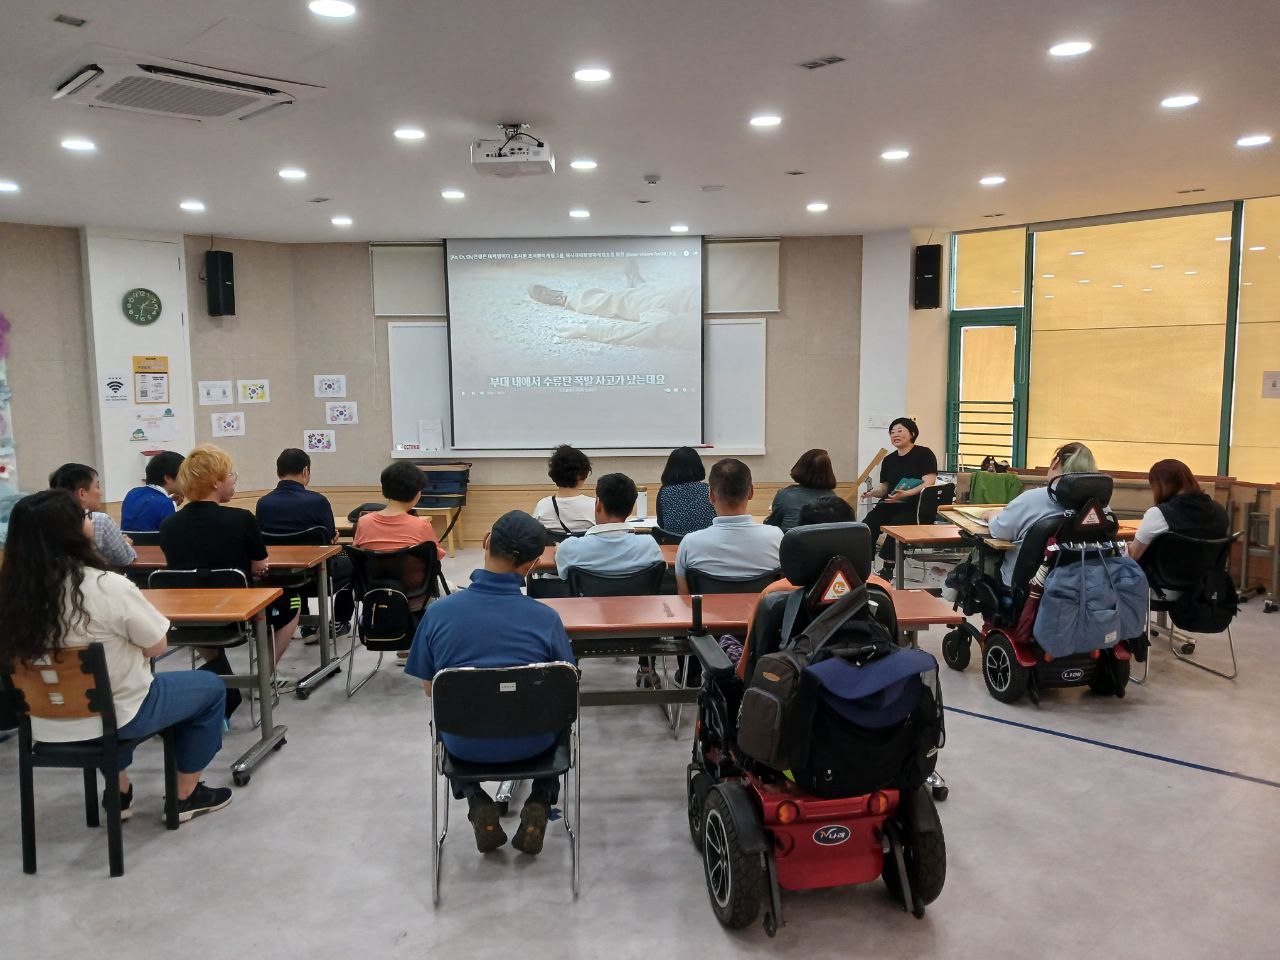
left=159, top=444, right=301, bottom=687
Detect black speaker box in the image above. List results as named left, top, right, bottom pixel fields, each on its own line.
left=205, top=250, right=235, bottom=316
left=913, top=243, right=942, bottom=310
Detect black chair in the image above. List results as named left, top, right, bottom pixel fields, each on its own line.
left=431, top=662, right=580, bottom=904
left=899, top=482, right=962, bottom=584
left=565, top=560, right=667, bottom=598
left=344, top=542, right=448, bottom=696
left=1142, top=532, right=1240, bottom=680
left=1, top=643, right=179, bottom=877
left=649, top=527, right=685, bottom=546
left=122, top=530, right=162, bottom=546
left=347, top=502, right=386, bottom=524
left=685, top=568, right=783, bottom=595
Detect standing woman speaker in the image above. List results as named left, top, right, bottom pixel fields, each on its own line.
left=859, top=417, right=938, bottom=580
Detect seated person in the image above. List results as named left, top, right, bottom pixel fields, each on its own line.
left=1130, top=458, right=1229, bottom=568
left=859, top=418, right=938, bottom=580
left=0, top=490, right=231, bottom=822
left=120, top=451, right=185, bottom=532
left=983, top=442, right=1097, bottom=585
left=554, top=472, right=664, bottom=579
left=354, top=461, right=446, bottom=560
left=767, top=448, right=839, bottom=531
left=656, top=446, right=715, bottom=535
left=675, top=458, right=784, bottom=592
left=159, top=444, right=301, bottom=680
left=255, top=448, right=337, bottom=541
left=532, top=444, right=596, bottom=535
left=404, top=511, right=573, bottom=857
left=49, top=463, right=137, bottom=567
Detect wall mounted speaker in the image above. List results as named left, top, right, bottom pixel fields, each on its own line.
left=205, top=250, right=235, bottom=316
left=913, top=244, right=942, bottom=310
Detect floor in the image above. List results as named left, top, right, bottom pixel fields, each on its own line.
left=4, top=548, right=1278, bottom=959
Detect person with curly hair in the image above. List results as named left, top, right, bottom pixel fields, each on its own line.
left=532, top=444, right=596, bottom=536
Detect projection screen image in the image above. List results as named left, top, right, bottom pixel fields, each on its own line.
left=446, top=236, right=704, bottom=448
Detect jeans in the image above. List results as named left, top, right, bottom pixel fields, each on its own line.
left=116, top=671, right=226, bottom=774
left=453, top=776, right=561, bottom=805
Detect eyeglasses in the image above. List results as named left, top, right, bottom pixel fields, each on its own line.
left=83, top=509, right=92, bottom=519
left=228, top=472, right=239, bottom=483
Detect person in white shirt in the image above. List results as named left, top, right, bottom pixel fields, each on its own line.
left=676, top=458, right=784, bottom=592
left=555, top=472, right=665, bottom=579
left=532, top=444, right=597, bottom=536
left=0, top=489, right=232, bottom=823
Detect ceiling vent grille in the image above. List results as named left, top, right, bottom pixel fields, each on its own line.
left=94, top=74, right=261, bottom=117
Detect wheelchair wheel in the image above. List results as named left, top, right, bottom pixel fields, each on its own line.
left=982, top=634, right=1029, bottom=703
left=702, top=790, right=764, bottom=929
left=687, top=769, right=710, bottom=847
left=882, top=792, right=946, bottom=910
left=941, top=630, right=970, bottom=671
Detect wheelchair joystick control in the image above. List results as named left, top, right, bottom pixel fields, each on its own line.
left=691, top=594, right=703, bottom=634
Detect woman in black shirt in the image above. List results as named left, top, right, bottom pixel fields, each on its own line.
left=859, top=418, right=938, bottom=578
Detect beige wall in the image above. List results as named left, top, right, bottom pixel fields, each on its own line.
left=0, top=222, right=95, bottom=487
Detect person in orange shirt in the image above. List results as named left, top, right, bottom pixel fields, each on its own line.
left=354, top=462, right=447, bottom=560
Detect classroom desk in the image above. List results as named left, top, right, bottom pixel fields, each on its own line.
left=143, top=587, right=285, bottom=785
left=132, top=545, right=343, bottom=698
left=880, top=524, right=967, bottom=591
left=532, top=542, right=680, bottom=574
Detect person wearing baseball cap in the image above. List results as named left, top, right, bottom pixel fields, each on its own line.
left=404, top=510, right=575, bottom=857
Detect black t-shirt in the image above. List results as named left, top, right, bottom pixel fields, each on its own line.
left=159, top=501, right=268, bottom=576
left=879, top=445, right=938, bottom=493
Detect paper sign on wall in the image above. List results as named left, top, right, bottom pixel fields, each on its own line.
left=212, top=411, right=245, bottom=437
left=101, top=373, right=130, bottom=404
left=1263, top=372, right=1280, bottom=398
left=325, top=401, right=358, bottom=425
left=237, top=380, right=270, bottom=404
left=199, top=380, right=233, bottom=405
left=304, top=429, right=336, bottom=453
left=314, top=374, right=347, bottom=398
left=133, top=355, right=170, bottom=404
left=130, top=407, right=178, bottom=443
left=419, top=418, right=444, bottom=451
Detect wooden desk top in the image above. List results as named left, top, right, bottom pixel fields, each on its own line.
left=881, top=524, right=965, bottom=545
left=941, top=507, right=1138, bottom=547
left=143, top=587, right=283, bottom=622
left=892, top=590, right=965, bottom=628
left=131, top=544, right=340, bottom=571
left=540, top=594, right=759, bottom=636
left=533, top=542, right=680, bottom=573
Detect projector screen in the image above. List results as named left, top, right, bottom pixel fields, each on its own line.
left=446, top=236, right=704, bottom=449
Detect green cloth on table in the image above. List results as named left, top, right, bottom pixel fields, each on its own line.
left=968, top=471, right=1024, bottom=506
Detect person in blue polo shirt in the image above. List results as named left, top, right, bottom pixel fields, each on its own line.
left=675, top=458, right=783, bottom=592
left=405, top=510, right=575, bottom=857
left=121, top=451, right=185, bottom=533
left=255, top=448, right=337, bottom=541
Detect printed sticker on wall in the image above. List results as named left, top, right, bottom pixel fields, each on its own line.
left=199, top=380, right=234, bottom=405
left=131, top=407, right=178, bottom=444
left=304, top=429, right=336, bottom=454
left=133, top=355, right=170, bottom=404
left=325, top=401, right=358, bottom=425
left=212, top=411, right=246, bottom=438
left=314, top=374, right=347, bottom=398
left=237, top=380, right=270, bottom=404
left=101, top=373, right=130, bottom=404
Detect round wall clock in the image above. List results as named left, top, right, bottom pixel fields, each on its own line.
left=122, top=287, right=162, bottom=325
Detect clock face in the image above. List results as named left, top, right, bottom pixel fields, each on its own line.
left=122, top=287, right=162, bottom=325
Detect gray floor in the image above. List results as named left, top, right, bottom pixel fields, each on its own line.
left=4, top=548, right=1278, bottom=959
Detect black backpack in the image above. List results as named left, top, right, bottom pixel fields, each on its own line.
left=1170, top=566, right=1238, bottom=634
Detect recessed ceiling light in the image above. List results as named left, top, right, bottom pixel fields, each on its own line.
left=1042, top=274, right=1055, bottom=279
left=1243, top=281, right=1254, bottom=286
left=1112, top=283, right=1124, bottom=288
left=880, top=148, right=910, bottom=161
left=1069, top=250, right=1085, bottom=256
left=670, top=224, right=690, bottom=233
left=1078, top=279, right=1091, bottom=284
left=278, top=167, right=307, bottom=180
left=569, top=208, right=590, bottom=218
left=1215, top=236, right=1232, bottom=241
left=750, top=114, right=782, bottom=127
left=1184, top=270, right=1197, bottom=275
left=0, top=180, right=18, bottom=193
left=331, top=215, right=353, bottom=226
left=1160, top=94, right=1199, bottom=109
left=179, top=200, right=205, bottom=212
left=806, top=201, right=829, bottom=213
left=569, top=159, right=598, bottom=170
left=309, top=1, right=356, bottom=18
left=61, top=137, right=95, bottom=152
left=1049, top=40, right=1092, bottom=57
left=1237, top=133, right=1272, bottom=148
left=1150, top=263, right=1164, bottom=269
left=573, top=67, right=611, bottom=83
left=394, top=127, right=425, bottom=140
left=1248, top=245, right=1266, bottom=251
left=441, top=189, right=465, bottom=200
left=1044, top=294, right=1055, bottom=300
left=979, top=175, right=1006, bottom=186
left=1142, top=287, right=1153, bottom=292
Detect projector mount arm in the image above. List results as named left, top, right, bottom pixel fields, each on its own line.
left=496, top=122, right=545, bottom=156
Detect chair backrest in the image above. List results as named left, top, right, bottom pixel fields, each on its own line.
left=261, top=526, right=330, bottom=546
left=1, top=643, right=118, bottom=733
left=344, top=543, right=441, bottom=603
left=347, top=502, right=386, bottom=524
left=545, top=528, right=583, bottom=544
left=566, top=560, right=667, bottom=598
left=685, top=567, right=783, bottom=595
left=122, top=530, right=162, bottom=546
left=432, top=662, right=578, bottom=739
left=917, top=482, right=956, bottom=525
left=649, top=526, right=685, bottom=546
left=779, top=522, right=873, bottom=587
left=147, top=568, right=249, bottom=590
left=1143, top=531, right=1237, bottom=590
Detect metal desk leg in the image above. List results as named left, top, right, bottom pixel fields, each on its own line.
left=1267, top=507, right=1280, bottom=613
left=297, top=561, right=341, bottom=697
left=231, top=613, right=287, bottom=785
left=894, top=538, right=905, bottom=591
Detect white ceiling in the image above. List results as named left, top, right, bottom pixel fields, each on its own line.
left=0, top=0, right=1277, bottom=242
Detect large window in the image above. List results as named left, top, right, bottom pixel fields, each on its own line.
left=1026, top=211, right=1233, bottom=474
left=1229, top=196, right=1280, bottom=482
left=953, top=228, right=1025, bottom=310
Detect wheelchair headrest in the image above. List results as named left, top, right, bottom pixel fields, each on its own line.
left=1049, top=473, right=1113, bottom=509
left=779, top=522, right=872, bottom=587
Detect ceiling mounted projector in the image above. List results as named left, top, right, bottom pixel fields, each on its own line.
left=471, top=123, right=556, bottom=177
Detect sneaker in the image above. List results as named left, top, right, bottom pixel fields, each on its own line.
left=105, top=783, right=134, bottom=821
left=467, top=799, right=508, bottom=853
left=512, top=797, right=551, bottom=856
left=174, top=782, right=233, bottom=823
left=301, top=625, right=320, bottom=646
left=272, top=675, right=298, bottom=694
left=876, top=564, right=895, bottom=581
left=528, top=284, right=567, bottom=307
left=635, top=666, right=663, bottom=689
left=334, top=621, right=351, bottom=637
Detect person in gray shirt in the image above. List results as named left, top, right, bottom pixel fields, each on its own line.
left=676, top=458, right=783, bottom=591
left=49, top=462, right=136, bottom=567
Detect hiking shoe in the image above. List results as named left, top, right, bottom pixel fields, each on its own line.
left=528, top=284, right=567, bottom=307
left=512, top=797, right=551, bottom=856
left=106, top=784, right=134, bottom=821
left=468, top=800, right=508, bottom=853
left=175, top=782, right=233, bottom=823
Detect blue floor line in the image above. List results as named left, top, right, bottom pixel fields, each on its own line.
left=944, top=705, right=1280, bottom=790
